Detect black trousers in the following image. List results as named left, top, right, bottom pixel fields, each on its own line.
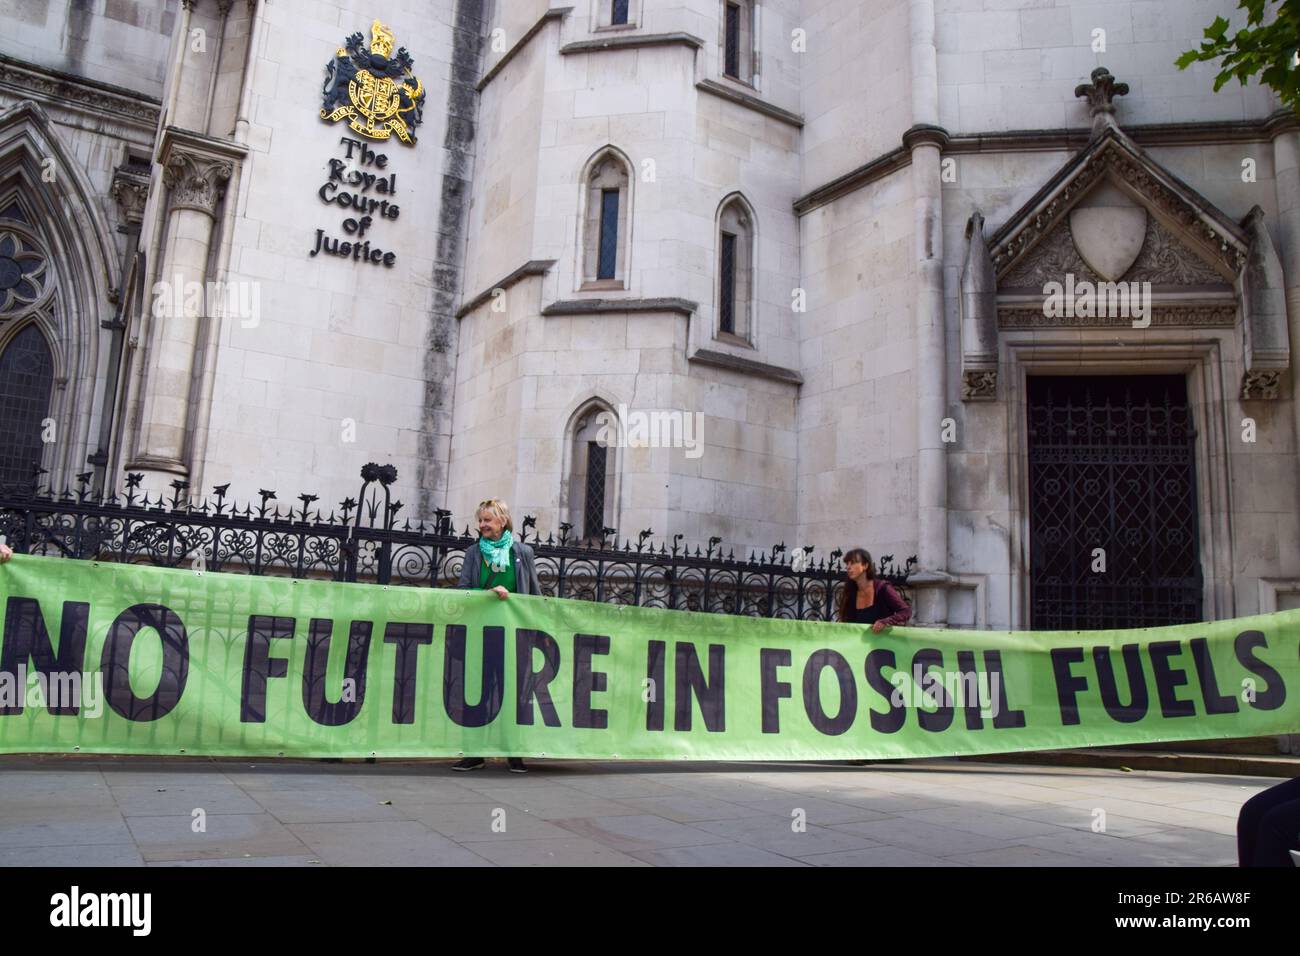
left=1237, top=775, right=1300, bottom=867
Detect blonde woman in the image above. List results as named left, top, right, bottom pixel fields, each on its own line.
left=451, top=498, right=541, bottom=773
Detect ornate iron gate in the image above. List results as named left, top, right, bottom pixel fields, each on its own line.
left=1027, top=375, right=1203, bottom=629
left=0, top=463, right=917, bottom=622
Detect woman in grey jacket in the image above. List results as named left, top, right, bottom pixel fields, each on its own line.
left=454, top=499, right=542, bottom=596
left=451, top=498, right=541, bottom=773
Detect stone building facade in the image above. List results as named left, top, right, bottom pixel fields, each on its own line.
left=1, top=0, right=1298, bottom=631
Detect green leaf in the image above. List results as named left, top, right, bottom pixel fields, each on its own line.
left=1206, top=15, right=1231, bottom=40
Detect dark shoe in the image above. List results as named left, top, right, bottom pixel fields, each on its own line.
left=507, top=758, right=528, bottom=774
left=451, top=757, right=485, bottom=772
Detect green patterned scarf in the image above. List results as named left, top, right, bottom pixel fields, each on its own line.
left=478, top=529, right=514, bottom=573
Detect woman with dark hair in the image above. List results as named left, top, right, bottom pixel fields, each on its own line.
left=837, top=548, right=911, bottom=633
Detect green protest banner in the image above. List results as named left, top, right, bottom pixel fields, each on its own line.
left=0, top=554, right=1296, bottom=760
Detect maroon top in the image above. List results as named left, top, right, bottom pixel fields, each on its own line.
left=845, top=581, right=912, bottom=627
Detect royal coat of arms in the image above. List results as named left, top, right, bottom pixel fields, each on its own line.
left=320, top=20, right=425, bottom=145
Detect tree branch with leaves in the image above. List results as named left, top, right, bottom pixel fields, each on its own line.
left=1176, top=0, right=1300, bottom=112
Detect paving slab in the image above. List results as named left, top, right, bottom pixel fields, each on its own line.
left=692, top=816, right=881, bottom=858
left=411, top=803, right=576, bottom=841
left=466, top=837, right=649, bottom=866
left=0, top=843, right=145, bottom=866
left=802, top=846, right=970, bottom=867
left=554, top=814, right=725, bottom=852
left=0, top=756, right=1269, bottom=867
left=892, top=806, right=1074, bottom=840
left=944, top=844, right=1102, bottom=867
left=249, top=787, right=410, bottom=825
left=629, top=844, right=810, bottom=866
left=109, top=784, right=265, bottom=817
left=828, top=818, right=1026, bottom=856
left=125, top=812, right=310, bottom=863
left=286, top=821, right=494, bottom=866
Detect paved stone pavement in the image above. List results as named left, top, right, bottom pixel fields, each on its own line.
left=0, top=755, right=1263, bottom=866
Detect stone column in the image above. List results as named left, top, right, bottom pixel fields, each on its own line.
left=1270, top=124, right=1300, bottom=757
left=905, top=0, right=950, bottom=625
left=125, top=141, right=232, bottom=489
left=1271, top=128, right=1300, bottom=436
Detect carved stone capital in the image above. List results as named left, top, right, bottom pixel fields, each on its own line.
left=162, top=150, right=232, bottom=217
left=961, top=370, right=997, bottom=401
left=1075, top=66, right=1129, bottom=137
left=110, top=166, right=150, bottom=226
left=1241, top=369, right=1281, bottom=400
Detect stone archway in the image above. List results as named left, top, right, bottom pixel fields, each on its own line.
left=0, top=100, right=119, bottom=491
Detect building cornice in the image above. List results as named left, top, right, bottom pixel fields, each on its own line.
left=795, top=111, right=1300, bottom=216
left=794, top=145, right=910, bottom=215
left=156, top=126, right=248, bottom=165
left=542, top=296, right=697, bottom=316
left=477, top=7, right=573, bottom=93
left=456, top=259, right=555, bottom=318
left=696, top=79, right=803, bottom=128
left=560, top=32, right=705, bottom=56
left=0, top=53, right=161, bottom=132
left=688, top=347, right=803, bottom=385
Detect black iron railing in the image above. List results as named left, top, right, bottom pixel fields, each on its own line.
left=0, top=463, right=915, bottom=621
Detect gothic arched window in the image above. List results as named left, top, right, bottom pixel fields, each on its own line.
left=721, top=0, right=755, bottom=84
left=0, top=323, right=54, bottom=489
left=716, top=194, right=755, bottom=342
left=565, top=400, right=619, bottom=542
left=0, top=227, right=50, bottom=312
left=581, top=148, right=632, bottom=290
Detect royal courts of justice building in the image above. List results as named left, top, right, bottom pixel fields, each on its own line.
left=1, top=0, right=1298, bottom=632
